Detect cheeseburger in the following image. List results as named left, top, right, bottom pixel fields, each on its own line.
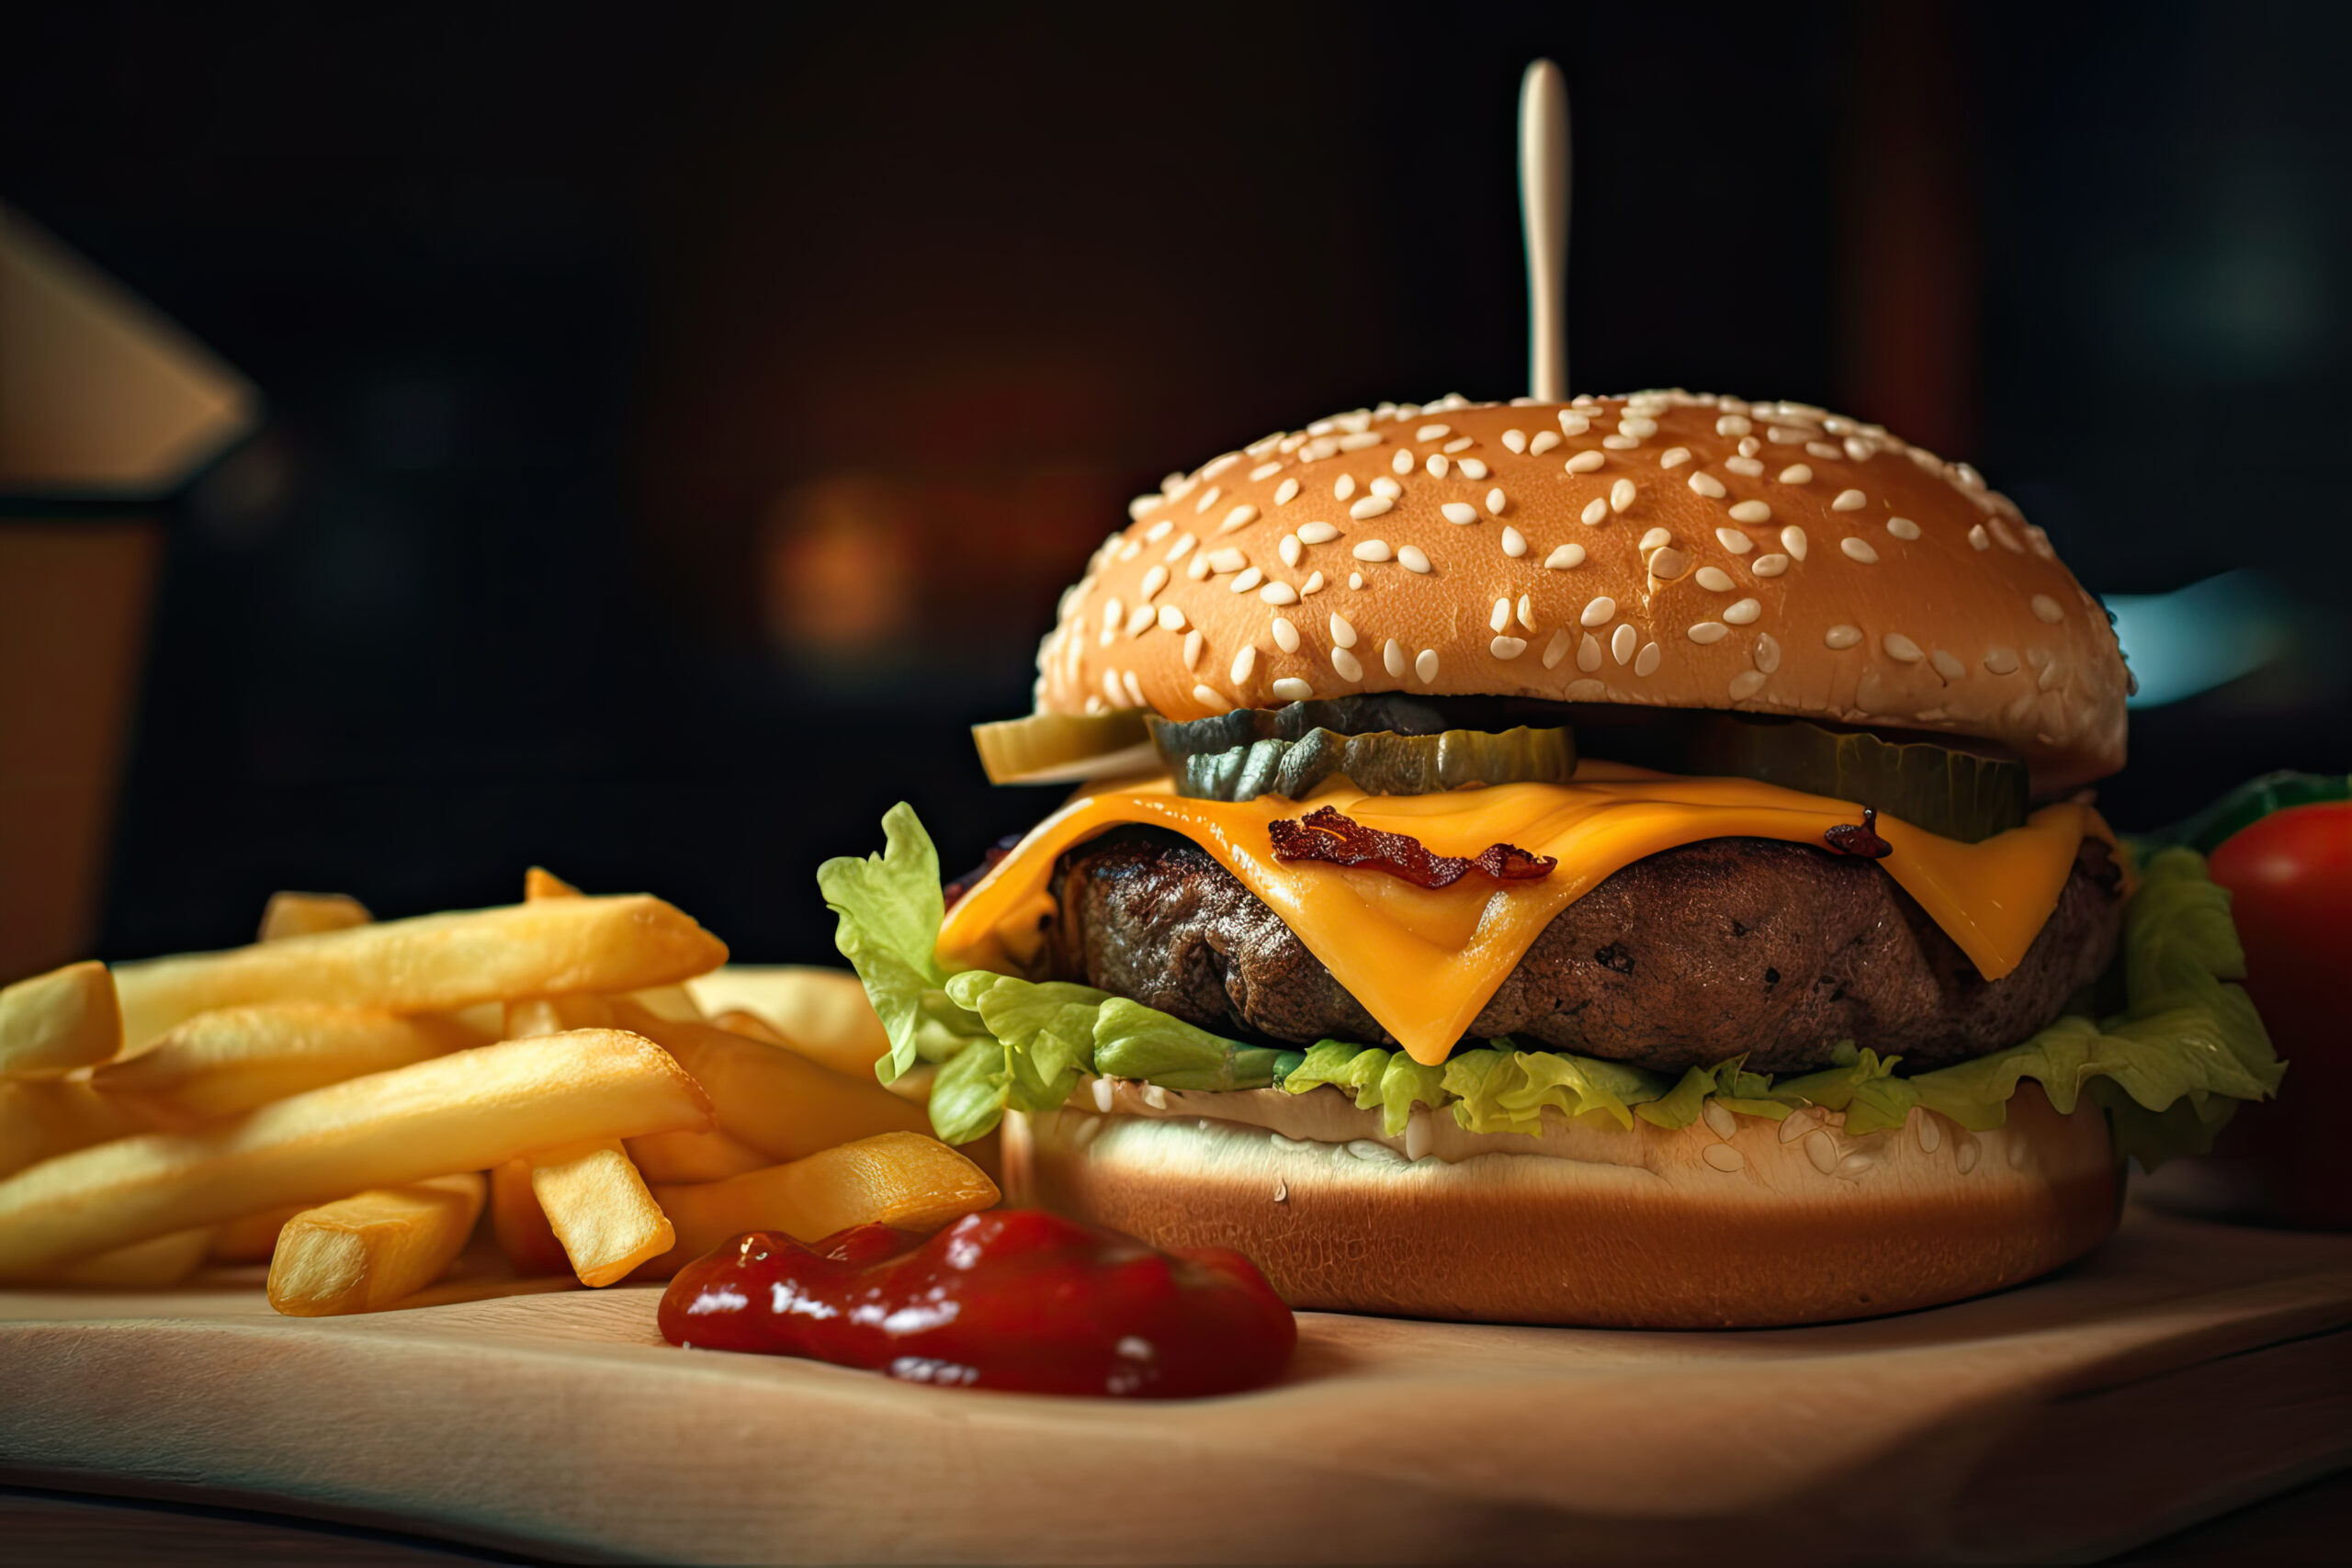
left=820, top=389, right=2280, bottom=1327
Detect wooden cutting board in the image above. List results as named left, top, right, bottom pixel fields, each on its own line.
left=2, top=1204, right=2346, bottom=1566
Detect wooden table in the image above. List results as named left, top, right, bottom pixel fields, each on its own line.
left=4, top=1205, right=2347, bottom=1565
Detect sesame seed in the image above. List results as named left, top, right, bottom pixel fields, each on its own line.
left=1491, top=635, right=1528, bottom=660
left=1192, top=682, right=1227, bottom=709
left=1441, top=502, right=1477, bottom=525
left=1727, top=500, right=1772, bottom=524
left=1207, top=547, right=1247, bottom=574
left=1716, top=527, right=1755, bottom=554
left=1825, top=625, right=1862, bottom=649
left=1577, top=632, right=1602, bottom=671
left=1781, top=525, right=1808, bottom=560
left=1638, top=526, right=1672, bottom=551
left=1231, top=567, right=1264, bottom=593
left=1297, top=521, right=1339, bottom=545
left=1778, top=464, right=1813, bottom=485
left=1490, top=597, right=1512, bottom=634
left=1279, top=535, right=1304, bottom=570
left=1968, top=524, right=1991, bottom=551
left=1124, top=670, right=1148, bottom=706
left=1517, top=593, right=1536, bottom=630
left=1141, top=564, right=1170, bottom=598
left=1337, top=431, right=1384, bottom=452
left=1184, top=630, right=1205, bottom=668
left=1831, top=489, right=1866, bottom=512
left=1370, top=476, right=1402, bottom=499
left=1204, top=454, right=1241, bottom=479
left=1186, top=553, right=1211, bottom=581
left=1195, top=486, right=1223, bottom=514
left=1125, top=604, right=1156, bottom=637
left=1620, top=415, right=1658, bottom=439
left=1348, top=572, right=1364, bottom=590
left=1334, top=475, right=1358, bottom=502
left=1261, top=581, right=1298, bottom=604
left=1166, top=531, right=1198, bottom=562
left=1724, top=456, right=1764, bottom=476
left=1767, top=426, right=1807, bottom=446
left=1695, top=566, right=1735, bottom=592
left=1352, top=539, right=1393, bottom=562
left=1415, top=648, right=1439, bottom=682
left=1930, top=649, right=1965, bottom=679
left=1989, top=518, right=2023, bottom=552
left=1458, top=458, right=1489, bottom=479
left=1250, top=462, right=1283, bottom=482
left=1159, top=604, right=1187, bottom=632
left=1727, top=670, right=1768, bottom=701
left=1144, top=520, right=1173, bottom=544
left=1984, top=647, right=2020, bottom=675
left=1660, top=447, right=1692, bottom=469
left=1580, top=595, right=1616, bottom=628
left=1501, top=525, right=1528, bottom=557
left=1580, top=498, right=1611, bottom=526
left=1545, top=543, right=1587, bottom=570
left=1383, top=638, right=1407, bottom=677
left=1840, top=536, right=1879, bottom=564
left=1425, top=453, right=1451, bottom=479
left=1271, top=616, right=1300, bottom=653
left=1807, top=441, right=1841, bottom=461
left=1302, top=570, right=1326, bottom=594
left=1723, top=598, right=1761, bottom=626
left=1220, top=503, right=1260, bottom=535
left=1649, top=547, right=1690, bottom=580
left=1844, top=436, right=1876, bottom=463
left=1883, top=632, right=1923, bottom=662
left=1350, top=497, right=1394, bottom=521
left=1530, top=431, right=1563, bottom=456
left=1230, top=646, right=1257, bottom=684
left=1635, top=641, right=1662, bottom=677
left=1398, top=545, right=1432, bottom=573
left=1271, top=677, right=1313, bottom=702
left=1390, top=449, right=1414, bottom=477
left=1601, top=434, right=1639, bottom=450
left=1688, top=621, right=1728, bottom=644
left=1716, top=414, right=1752, bottom=437
left=1129, top=494, right=1163, bottom=520
left=1754, top=633, right=1781, bottom=672
left=1543, top=629, right=1572, bottom=669
left=1750, top=553, right=1790, bottom=578
left=1444, top=436, right=1474, bottom=454
left=1273, top=478, right=1301, bottom=506
left=1610, top=479, right=1636, bottom=513
left=1688, top=472, right=1727, bottom=499
left=1952, top=462, right=1986, bottom=491
left=1414, top=423, right=1450, bottom=442
left=1331, top=647, right=1363, bottom=682
left=1611, top=624, right=1637, bottom=664
left=1559, top=411, right=1590, bottom=435
left=1501, top=429, right=1529, bottom=454
left=1886, top=516, right=1920, bottom=541
left=1328, top=613, right=1359, bottom=649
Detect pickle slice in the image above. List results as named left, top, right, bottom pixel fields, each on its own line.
left=1173, top=726, right=1577, bottom=802
left=971, top=709, right=1155, bottom=784
left=1687, top=716, right=2028, bottom=842
left=1149, top=696, right=1456, bottom=765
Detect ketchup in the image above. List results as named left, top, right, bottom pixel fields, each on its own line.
left=658, top=1210, right=1297, bottom=1397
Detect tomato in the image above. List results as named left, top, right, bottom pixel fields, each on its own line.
left=2207, top=802, right=2352, bottom=1228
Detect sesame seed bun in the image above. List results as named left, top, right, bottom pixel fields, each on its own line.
left=1042, top=391, right=2129, bottom=794
left=1005, top=1080, right=2121, bottom=1328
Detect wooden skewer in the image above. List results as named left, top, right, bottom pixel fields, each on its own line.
left=1518, top=59, right=1570, bottom=403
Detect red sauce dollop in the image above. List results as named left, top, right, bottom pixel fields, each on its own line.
left=658, top=1209, right=1298, bottom=1397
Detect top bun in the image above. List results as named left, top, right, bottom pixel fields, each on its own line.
left=1038, top=391, right=2129, bottom=793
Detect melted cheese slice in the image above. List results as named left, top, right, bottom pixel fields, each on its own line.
left=938, top=762, right=2109, bottom=1069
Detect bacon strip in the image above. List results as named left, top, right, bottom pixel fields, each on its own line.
left=1823, top=807, right=1894, bottom=859
left=1266, top=806, right=1557, bottom=889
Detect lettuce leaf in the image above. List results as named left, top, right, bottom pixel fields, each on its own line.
left=822, top=808, right=2280, bottom=1164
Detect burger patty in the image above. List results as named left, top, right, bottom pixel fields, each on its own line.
left=1047, top=829, right=2124, bottom=1075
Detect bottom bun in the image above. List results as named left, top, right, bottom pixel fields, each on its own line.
left=1004, top=1082, right=2122, bottom=1328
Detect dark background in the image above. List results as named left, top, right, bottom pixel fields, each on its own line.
left=7, top=0, right=2347, bottom=964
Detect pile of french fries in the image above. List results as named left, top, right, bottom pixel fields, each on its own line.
left=0, top=874, right=1000, bottom=1315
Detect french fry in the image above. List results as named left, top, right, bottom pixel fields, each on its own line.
left=523, top=866, right=582, bottom=899
left=0, top=960, right=122, bottom=1079
left=521, top=872, right=702, bottom=1020
left=709, top=1009, right=789, bottom=1045
left=258, top=891, right=373, bottom=942
left=684, top=966, right=890, bottom=1079
left=491, top=1159, right=573, bottom=1276
left=266, top=1173, right=486, bottom=1316
left=0, top=1028, right=712, bottom=1279
left=49, top=1226, right=218, bottom=1289
left=626, top=1126, right=773, bottom=1183
left=89, top=1004, right=482, bottom=1125
left=527, top=1139, right=673, bottom=1287
left=1, top=1078, right=152, bottom=1179
left=109, top=896, right=728, bottom=1051
left=211, top=1203, right=305, bottom=1264
left=638, top=1132, right=998, bottom=1278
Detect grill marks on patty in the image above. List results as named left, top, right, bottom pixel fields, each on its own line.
left=1047, top=829, right=2123, bottom=1076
